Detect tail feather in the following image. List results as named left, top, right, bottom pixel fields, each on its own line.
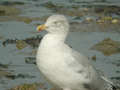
left=111, top=84, right=117, bottom=90
left=101, top=76, right=117, bottom=90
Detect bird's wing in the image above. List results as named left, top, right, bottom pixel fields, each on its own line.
left=64, top=48, right=97, bottom=79
left=64, top=46, right=115, bottom=90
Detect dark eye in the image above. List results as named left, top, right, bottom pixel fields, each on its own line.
left=54, top=21, right=59, bottom=24
left=53, top=20, right=64, bottom=25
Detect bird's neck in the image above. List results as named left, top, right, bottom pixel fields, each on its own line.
left=40, top=34, right=66, bottom=49
left=44, top=33, right=67, bottom=42
left=40, top=33, right=68, bottom=49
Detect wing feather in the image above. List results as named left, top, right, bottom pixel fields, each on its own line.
left=64, top=45, right=115, bottom=90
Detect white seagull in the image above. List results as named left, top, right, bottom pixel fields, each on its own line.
left=36, top=15, right=116, bottom=90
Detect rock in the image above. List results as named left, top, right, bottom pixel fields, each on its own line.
left=10, top=83, right=47, bottom=90
left=0, top=69, right=11, bottom=77
left=2, top=35, right=42, bottom=49
left=25, top=57, right=36, bottom=64
left=16, top=40, right=28, bottom=50
left=91, top=38, right=120, bottom=56
left=6, top=73, right=35, bottom=80
left=0, top=5, right=20, bottom=16
left=0, top=1, right=24, bottom=6
left=91, top=55, right=96, bottom=61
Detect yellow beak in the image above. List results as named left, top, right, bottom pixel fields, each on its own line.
left=37, top=24, right=46, bottom=32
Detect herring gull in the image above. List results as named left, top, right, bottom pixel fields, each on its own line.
left=36, top=15, right=116, bottom=90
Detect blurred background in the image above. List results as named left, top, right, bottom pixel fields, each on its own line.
left=0, top=0, right=120, bottom=90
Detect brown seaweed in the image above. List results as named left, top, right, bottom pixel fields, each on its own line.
left=91, top=38, right=120, bottom=56
left=2, top=35, right=42, bottom=49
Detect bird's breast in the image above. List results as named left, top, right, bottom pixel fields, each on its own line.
left=37, top=41, right=74, bottom=86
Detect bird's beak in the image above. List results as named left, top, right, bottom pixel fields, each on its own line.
left=37, top=24, right=46, bottom=32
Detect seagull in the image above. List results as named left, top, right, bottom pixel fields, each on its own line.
left=36, top=15, right=116, bottom=90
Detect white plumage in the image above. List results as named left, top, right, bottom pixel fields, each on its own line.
left=36, top=15, right=116, bottom=90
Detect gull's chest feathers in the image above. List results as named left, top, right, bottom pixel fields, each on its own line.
left=37, top=34, right=69, bottom=73
left=37, top=34, right=66, bottom=63
left=36, top=34, right=76, bottom=86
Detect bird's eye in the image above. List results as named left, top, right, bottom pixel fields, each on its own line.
left=53, top=20, right=64, bottom=25
left=54, top=21, right=59, bottom=24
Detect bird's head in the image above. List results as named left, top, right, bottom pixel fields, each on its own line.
left=37, top=15, right=69, bottom=34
